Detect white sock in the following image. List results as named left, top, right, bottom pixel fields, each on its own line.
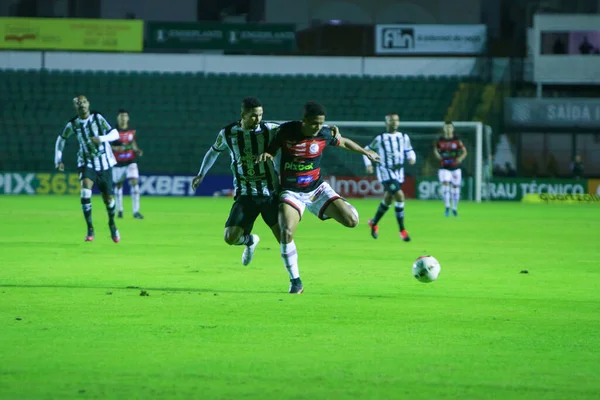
left=442, top=185, right=451, bottom=208
left=115, top=186, right=123, bottom=212
left=131, top=185, right=140, bottom=214
left=451, top=186, right=460, bottom=210
left=281, top=241, right=300, bottom=279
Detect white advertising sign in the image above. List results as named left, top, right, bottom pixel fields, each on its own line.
left=375, top=24, right=487, bottom=55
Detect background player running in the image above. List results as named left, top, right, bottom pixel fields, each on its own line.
left=54, top=95, right=120, bottom=242
left=434, top=121, right=468, bottom=216
left=111, top=109, right=144, bottom=219
left=258, top=102, right=380, bottom=294
left=363, top=113, right=416, bottom=241
left=192, top=97, right=280, bottom=266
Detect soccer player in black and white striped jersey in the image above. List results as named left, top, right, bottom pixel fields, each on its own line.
left=54, top=95, right=121, bottom=243
left=363, top=113, right=416, bottom=242
left=191, top=97, right=280, bottom=266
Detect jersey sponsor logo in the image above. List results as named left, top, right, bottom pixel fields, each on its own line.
left=297, top=175, right=314, bottom=184
left=284, top=162, right=314, bottom=171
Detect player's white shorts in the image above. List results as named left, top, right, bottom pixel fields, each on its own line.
left=438, top=168, right=462, bottom=187
left=280, top=181, right=342, bottom=220
left=112, top=163, right=139, bottom=184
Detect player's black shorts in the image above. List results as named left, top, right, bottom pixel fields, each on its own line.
left=79, top=167, right=113, bottom=194
left=382, top=179, right=403, bottom=194
left=225, top=195, right=279, bottom=234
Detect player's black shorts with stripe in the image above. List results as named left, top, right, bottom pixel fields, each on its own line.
left=382, top=179, right=403, bottom=194
left=225, top=195, right=279, bottom=234
left=79, top=167, right=113, bottom=194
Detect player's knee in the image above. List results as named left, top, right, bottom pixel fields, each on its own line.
left=342, top=203, right=359, bottom=228
left=223, top=230, right=240, bottom=245
left=129, top=179, right=138, bottom=187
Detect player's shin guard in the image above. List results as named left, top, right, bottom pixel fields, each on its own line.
left=81, top=188, right=93, bottom=229
left=131, top=185, right=140, bottom=214
left=442, top=185, right=451, bottom=208
left=451, top=186, right=460, bottom=210
left=115, top=186, right=124, bottom=212
left=281, top=241, right=300, bottom=279
left=106, top=198, right=116, bottom=225
left=372, top=201, right=390, bottom=226
left=394, top=202, right=405, bottom=231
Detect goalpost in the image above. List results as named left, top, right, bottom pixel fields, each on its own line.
left=276, top=121, right=491, bottom=203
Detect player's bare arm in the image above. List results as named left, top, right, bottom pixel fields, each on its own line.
left=433, top=144, right=442, bottom=160
left=132, top=140, right=143, bottom=157
left=457, top=143, right=468, bottom=163
left=339, top=137, right=381, bottom=163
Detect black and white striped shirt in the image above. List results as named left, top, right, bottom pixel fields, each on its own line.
left=212, top=121, right=280, bottom=197
left=56, top=112, right=118, bottom=171
left=364, top=131, right=416, bottom=183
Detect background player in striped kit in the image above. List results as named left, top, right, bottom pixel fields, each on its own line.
left=111, top=109, right=144, bottom=219
left=54, top=95, right=121, bottom=242
left=258, top=102, right=380, bottom=294
left=363, top=113, right=416, bottom=241
left=191, top=97, right=280, bottom=266
left=434, top=121, right=468, bottom=216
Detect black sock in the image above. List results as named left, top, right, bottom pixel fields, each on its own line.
left=395, top=203, right=405, bottom=231
left=372, top=201, right=390, bottom=225
left=243, top=235, right=254, bottom=246
left=81, top=197, right=93, bottom=230
left=106, top=199, right=116, bottom=226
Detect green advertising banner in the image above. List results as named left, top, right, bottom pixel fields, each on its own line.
left=147, top=22, right=296, bottom=52
left=416, top=177, right=588, bottom=201
left=0, top=172, right=81, bottom=195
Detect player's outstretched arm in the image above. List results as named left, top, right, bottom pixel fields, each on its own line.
left=192, top=147, right=222, bottom=191
left=339, top=137, right=381, bottom=163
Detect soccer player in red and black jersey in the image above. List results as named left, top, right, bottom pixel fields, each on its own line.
left=111, top=109, right=144, bottom=219
left=434, top=121, right=467, bottom=216
left=258, top=102, right=380, bottom=294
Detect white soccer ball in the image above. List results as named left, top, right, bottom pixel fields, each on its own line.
left=412, top=256, right=441, bottom=283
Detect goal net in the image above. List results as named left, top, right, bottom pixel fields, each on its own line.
left=283, top=121, right=492, bottom=202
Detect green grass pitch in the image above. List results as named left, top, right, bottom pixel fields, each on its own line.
left=1, top=195, right=599, bottom=399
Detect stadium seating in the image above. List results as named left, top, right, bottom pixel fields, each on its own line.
left=0, top=70, right=461, bottom=174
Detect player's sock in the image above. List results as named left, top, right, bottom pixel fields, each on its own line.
left=442, top=185, right=451, bottom=209
left=131, top=185, right=141, bottom=214
left=372, top=201, right=390, bottom=225
left=451, top=186, right=460, bottom=211
left=233, top=235, right=254, bottom=246
left=115, top=186, right=124, bottom=213
left=394, top=202, right=405, bottom=231
left=106, top=198, right=116, bottom=225
left=281, top=240, right=300, bottom=279
left=81, top=188, right=93, bottom=229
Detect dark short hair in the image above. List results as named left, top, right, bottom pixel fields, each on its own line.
left=242, top=97, right=262, bottom=111
left=304, top=101, right=326, bottom=118
left=386, top=113, right=399, bottom=118
left=117, top=109, right=129, bottom=115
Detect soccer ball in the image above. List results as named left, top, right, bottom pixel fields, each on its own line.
left=412, top=256, right=441, bottom=283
